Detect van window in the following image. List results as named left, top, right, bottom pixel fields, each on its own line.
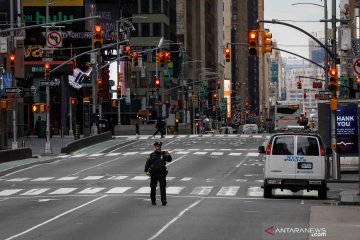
left=297, top=136, right=319, bottom=156
left=272, top=136, right=294, bottom=155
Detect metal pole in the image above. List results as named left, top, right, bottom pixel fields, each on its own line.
left=324, top=0, right=329, bottom=89
left=44, top=0, right=52, bottom=154
left=10, top=0, right=18, bottom=149
left=117, top=20, right=121, bottom=126
left=90, top=4, right=98, bottom=135
left=69, top=97, right=73, bottom=136
left=331, top=0, right=340, bottom=180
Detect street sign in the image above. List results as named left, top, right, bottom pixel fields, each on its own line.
left=40, top=81, right=57, bottom=87
left=317, top=91, right=332, bottom=100
left=353, top=58, right=360, bottom=75
left=42, top=52, right=53, bottom=62
left=46, top=31, right=63, bottom=48
left=5, top=88, right=22, bottom=94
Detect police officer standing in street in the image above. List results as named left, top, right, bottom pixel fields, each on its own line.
left=144, top=141, right=172, bottom=206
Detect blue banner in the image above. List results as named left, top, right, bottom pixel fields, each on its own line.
left=336, top=104, right=359, bottom=155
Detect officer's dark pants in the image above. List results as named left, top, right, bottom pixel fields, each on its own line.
left=150, top=173, right=167, bottom=203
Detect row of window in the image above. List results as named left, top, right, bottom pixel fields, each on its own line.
left=132, top=23, right=169, bottom=38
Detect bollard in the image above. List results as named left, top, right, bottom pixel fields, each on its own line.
left=74, top=125, right=80, bottom=140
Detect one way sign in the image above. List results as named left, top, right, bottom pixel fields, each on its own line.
left=5, top=88, right=22, bottom=94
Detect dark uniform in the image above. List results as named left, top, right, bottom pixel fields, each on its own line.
left=144, top=141, right=172, bottom=206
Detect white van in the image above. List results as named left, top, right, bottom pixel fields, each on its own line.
left=242, top=124, right=258, bottom=134
left=258, top=133, right=331, bottom=199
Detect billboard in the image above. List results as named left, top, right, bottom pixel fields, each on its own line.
left=23, top=0, right=84, bottom=7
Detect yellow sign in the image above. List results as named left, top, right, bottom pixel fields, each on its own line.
left=23, top=0, right=84, bottom=7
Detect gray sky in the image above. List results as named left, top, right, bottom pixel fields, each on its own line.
left=264, top=0, right=337, bottom=59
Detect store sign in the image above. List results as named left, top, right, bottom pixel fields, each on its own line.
left=23, top=0, right=84, bottom=7
left=336, top=104, right=358, bottom=155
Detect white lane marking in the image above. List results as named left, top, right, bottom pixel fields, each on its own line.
left=246, top=186, right=263, bottom=197
left=82, top=176, right=103, bottom=180
left=131, top=176, right=149, bottom=180
left=89, top=153, right=103, bottom=157
left=166, top=186, right=185, bottom=194
left=106, top=176, right=128, bottom=180
left=147, top=200, right=202, bottom=240
left=220, top=149, right=232, bottom=151
left=57, top=155, right=70, bottom=158
left=191, top=186, right=213, bottom=195
left=21, top=188, right=50, bottom=196
left=134, top=187, right=151, bottom=194
left=106, top=187, right=131, bottom=194
left=180, top=177, right=192, bottom=181
left=0, top=189, right=23, bottom=196
left=174, top=151, right=190, bottom=155
left=166, top=177, right=176, bottom=181
left=253, top=135, right=263, bottom=138
left=48, top=188, right=77, bottom=195
left=57, top=177, right=78, bottom=181
left=171, top=149, right=185, bottom=151
left=240, top=135, right=250, bottom=138
left=105, top=153, right=121, bottom=157
left=77, top=188, right=105, bottom=194
left=166, top=155, right=187, bottom=167
left=31, top=177, right=54, bottom=182
left=6, top=178, right=29, bottom=182
left=71, top=154, right=87, bottom=158
left=210, top=152, right=224, bottom=155
left=235, top=179, right=247, bottom=182
left=71, top=156, right=125, bottom=175
left=229, top=153, right=242, bottom=156
left=193, top=152, right=207, bottom=155
left=4, top=195, right=107, bottom=240
left=206, top=178, right=215, bottom=182
left=236, top=159, right=247, bottom=168
left=123, top=152, right=138, bottom=155
left=246, top=153, right=259, bottom=157
left=140, top=151, right=153, bottom=155
left=108, top=141, right=142, bottom=153
left=216, top=186, right=240, bottom=196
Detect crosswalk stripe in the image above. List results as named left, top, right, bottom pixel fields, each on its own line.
left=49, top=188, right=77, bottom=195
left=217, top=186, right=240, bottom=196
left=21, top=188, right=50, bottom=196
left=31, top=177, right=54, bottom=181
left=0, top=189, right=23, bottom=196
left=105, top=153, right=121, bottom=157
left=106, top=176, right=128, bottom=180
left=89, top=153, right=103, bottom=157
left=191, top=186, right=213, bottom=195
left=180, top=177, right=192, bottom=181
left=210, top=152, right=224, bottom=155
left=106, top=187, right=131, bottom=194
left=134, top=187, right=151, bottom=194
left=193, top=152, right=207, bottom=155
left=167, top=186, right=185, bottom=194
left=246, top=186, right=263, bottom=197
left=166, top=177, right=176, bottom=181
left=174, top=151, right=190, bottom=154
left=72, top=154, right=87, bottom=158
left=140, top=151, right=152, bottom=155
left=229, top=153, right=242, bottom=156
left=77, top=188, right=105, bottom=194
left=246, top=153, right=260, bottom=157
left=57, top=177, right=78, bottom=181
left=82, top=176, right=104, bottom=180
left=123, top=152, right=138, bottom=155
left=131, top=176, right=149, bottom=180
left=6, top=178, right=29, bottom=182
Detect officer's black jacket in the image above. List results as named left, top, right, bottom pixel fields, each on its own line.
left=144, top=151, right=172, bottom=174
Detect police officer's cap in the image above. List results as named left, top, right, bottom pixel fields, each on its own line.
left=154, top=141, right=162, bottom=146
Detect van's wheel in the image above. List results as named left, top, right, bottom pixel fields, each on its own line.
left=318, top=189, right=327, bottom=200
left=264, top=186, right=272, bottom=198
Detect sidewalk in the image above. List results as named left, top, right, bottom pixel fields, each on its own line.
left=21, top=135, right=75, bottom=156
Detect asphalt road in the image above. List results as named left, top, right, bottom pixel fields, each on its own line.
left=0, top=134, right=344, bottom=240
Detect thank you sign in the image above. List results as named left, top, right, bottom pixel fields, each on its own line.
left=336, top=104, right=358, bottom=155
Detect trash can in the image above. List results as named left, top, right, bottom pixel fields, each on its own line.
left=97, top=119, right=108, bottom=134
left=38, top=121, right=46, bottom=138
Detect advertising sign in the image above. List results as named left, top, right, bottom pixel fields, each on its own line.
left=336, top=104, right=359, bottom=155
left=23, top=0, right=84, bottom=6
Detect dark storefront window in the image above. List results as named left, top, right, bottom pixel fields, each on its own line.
left=141, top=0, right=150, bottom=13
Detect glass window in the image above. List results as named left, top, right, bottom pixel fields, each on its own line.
left=297, top=136, right=319, bottom=156
left=153, top=23, right=162, bottom=36
left=163, top=0, right=169, bottom=15
left=142, top=23, right=150, bottom=37
left=153, top=0, right=162, bottom=13
left=141, top=0, right=150, bottom=13
left=272, top=136, right=294, bottom=155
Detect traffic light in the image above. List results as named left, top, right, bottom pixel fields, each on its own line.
left=225, top=47, right=231, bottom=62
left=9, top=54, right=15, bottom=74
left=32, top=103, right=45, bottom=113
left=44, top=62, right=50, bottom=80
left=213, top=93, right=218, bottom=100
left=248, top=30, right=258, bottom=56
left=328, top=67, right=338, bottom=97
left=164, top=52, right=171, bottom=63
left=212, top=106, right=216, bottom=112
left=93, top=25, right=103, bottom=49
left=245, top=102, right=249, bottom=108
left=98, top=79, right=103, bottom=97
left=117, top=85, right=121, bottom=99
left=123, top=45, right=131, bottom=60
left=132, top=52, right=139, bottom=67
left=154, top=79, right=161, bottom=89
left=297, top=80, right=302, bottom=89
left=158, top=52, right=165, bottom=67
left=261, top=30, right=272, bottom=54
left=71, top=98, right=78, bottom=105
left=32, top=103, right=39, bottom=113
left=217, top=80, right=221, bottom=89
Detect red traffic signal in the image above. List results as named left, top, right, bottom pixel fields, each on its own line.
left=154, top=79, right=161, bottom=88
left=93, top=25, right=103, bottom=49
left=71, top=98, right=78, bottom=105
left=9, top=54, right=15, bottom=74
left=225, top=47, right=230, bottom=62
left=213, top=93, right=218, bottom=100
left=132, top=52, right=139, bottom=66
left=297, top=81, right=302, bottom=89
left=248, top=31, right=258, bottom=56
left=44, top=62, right=50, bottom=79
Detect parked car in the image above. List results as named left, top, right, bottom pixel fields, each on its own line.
left=258, top=133, right=332, bottom=199
left=242, top=124, right=258, bottom=134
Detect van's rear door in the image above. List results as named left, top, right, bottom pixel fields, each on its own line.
left=269, top=135, right=296, bottom=179
left=295, top=136, right=324, bottom=179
